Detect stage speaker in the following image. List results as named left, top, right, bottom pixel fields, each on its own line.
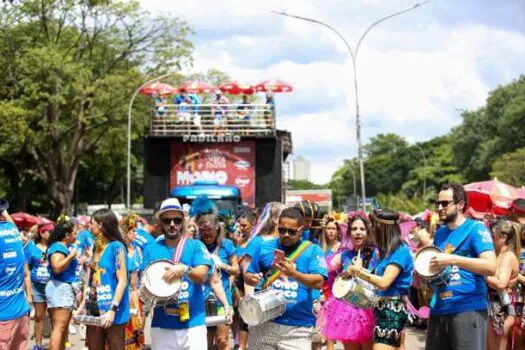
left=255, top=138, right=283, bottom=208
left=144, top=137, right=170, bottom=210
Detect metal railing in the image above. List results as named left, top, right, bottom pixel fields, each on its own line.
left=149, top=103, right=276, bottom=137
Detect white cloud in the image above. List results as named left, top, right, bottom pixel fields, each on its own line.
left=140, top=0, right=525, bottom=184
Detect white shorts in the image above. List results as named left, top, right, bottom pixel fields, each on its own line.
left=151, top=325, right=207, bottom=350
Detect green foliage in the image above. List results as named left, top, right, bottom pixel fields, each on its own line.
left=287, top=179, right=325, bottom=190
left=0, top=0, right=193, bottom=214
left=490, top=148, right=525, bottom=187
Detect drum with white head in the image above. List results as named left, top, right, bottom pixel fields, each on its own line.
left=332, top=275, right=377, bottom=309
left=140, top=260, right=182, bottom=311
left=414, top=246, right=450, bottom=287
left=239, top=289, right=286, bottom=326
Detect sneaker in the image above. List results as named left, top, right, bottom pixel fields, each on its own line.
left=32, top=345, right=43, bottom=350
left=68, top=324, right=77, bottom=335
left=65, top=341, right=73, bottom=348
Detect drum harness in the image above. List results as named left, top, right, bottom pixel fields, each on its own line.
left=262, top=241, right=312, bottom=289
left=156, top=236, right=188, bottom=317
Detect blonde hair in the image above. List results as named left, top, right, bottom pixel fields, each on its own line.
left=491, top=220, right=521, bottom=258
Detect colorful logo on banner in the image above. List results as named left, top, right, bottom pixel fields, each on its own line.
left=170, top=140, right=256, bottom=206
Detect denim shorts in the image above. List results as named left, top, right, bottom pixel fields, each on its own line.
left=45, top=279, right=75, bottom=310
left=31, top=282, right=48, bottom=303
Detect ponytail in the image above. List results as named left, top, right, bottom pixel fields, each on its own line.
left=511, top=222, right=522, bottom=259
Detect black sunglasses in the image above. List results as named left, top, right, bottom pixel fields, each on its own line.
left=278, top=226, right=300, bottom=236
left=435, top=200, right=455, bottom=208
left=161, top=217, right=183, bottom=226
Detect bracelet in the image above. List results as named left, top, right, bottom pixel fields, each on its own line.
left=110, top=302, right=119, bottom=312
left=183, top=265, right=191, bottom=277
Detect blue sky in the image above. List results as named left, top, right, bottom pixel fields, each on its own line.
left=140, top=0, right=525, bottom=183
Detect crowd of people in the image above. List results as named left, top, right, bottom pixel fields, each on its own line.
left=1, top=182, right=525, bottom=350
left=153, top=91, right=275, bottom=136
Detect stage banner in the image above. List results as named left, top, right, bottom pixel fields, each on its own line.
left=170, top=140, right=256, bottom=206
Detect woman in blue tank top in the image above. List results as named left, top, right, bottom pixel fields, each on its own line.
left=83, top=209, right=130, bottom=350
left=45, top=220, right=79, bottom=350
left=25, top=222, right=54, bottom=350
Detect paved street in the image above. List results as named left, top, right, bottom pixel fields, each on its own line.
left=28, top=317, right=427, bottom=349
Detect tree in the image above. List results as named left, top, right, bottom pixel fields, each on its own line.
left=0, top=0, right=193, bottom=215
left=490, top=148, right=525, bottom=187
left=287, top=179, right=325, bottom=190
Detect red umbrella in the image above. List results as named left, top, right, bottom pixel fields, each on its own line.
left=464, top=179, right=519, bottom=216
left=11, top=212, right=39, bottom=230
left=517, top=187, right=525, bottom=199
left=219, top=81, right=254, bottom=95
left=179, top=80, right=216, bottom=94
left=254, top=79, right=293, bottom=93
left=139, top=82, right=179, bottom=96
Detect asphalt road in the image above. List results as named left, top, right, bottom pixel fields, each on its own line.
left=27, top=318, right=427, bottom=349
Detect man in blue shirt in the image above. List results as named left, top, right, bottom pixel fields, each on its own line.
left=0, top=207, right=31, bottom=350
left=426, top=183, right=497, bottom=350
left=142, top=198, right=213, bottom=350
left=245, top=207, right=327, bottom=350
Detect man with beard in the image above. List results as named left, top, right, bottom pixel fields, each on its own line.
left=245, top=207, right=327, bottom=349
left=425, top=183, right=496, bottom=350
left=142, top=198, right=214, bottom=350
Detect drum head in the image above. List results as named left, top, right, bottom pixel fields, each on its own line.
left=415, top=247, right=441, bottom=277
left=239, top=295, right=262, bottom=326
left=142, top=260, right=182, bottom=298
left=332, top=276, right=353, bottom=299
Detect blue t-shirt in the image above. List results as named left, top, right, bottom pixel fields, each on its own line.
left=127, top=246, right=143, bottom=274
left=203, top=239, right=235, bottom=305
left=25, top=243, right=50, bottom=284
left=375, top=244, right=413, bottom=297
left=341, top=247, right=380, bottom=272
left=142, top=238, right=214, bottom=329
left=47, top=242, right=79, bottom=283
left=76, top=229, right=94, bottom=256
left=431, top=219, right=494, bottom=315
left=0, top=221, right=30, bottom=321
left=133, top=228, right=155, bottom=251
left=247, top=239, right=328, bottom=327
left=91, top=241, right=130, bottom=325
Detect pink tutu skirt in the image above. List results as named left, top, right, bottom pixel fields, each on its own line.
left=317, top=296, right=375, bottom=344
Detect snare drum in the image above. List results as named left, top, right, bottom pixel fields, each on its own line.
left=332, top=275, right=377, bottom=309
left=239, top=289, right=286, bottom=326
left=140, top=260, right=182, bottom=309
left=414, top=246, right=450, bottom=287
left=205, top=294, right=228, bottom=327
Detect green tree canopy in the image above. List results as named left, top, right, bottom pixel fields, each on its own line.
left=0, top=0, right=193, bottom=215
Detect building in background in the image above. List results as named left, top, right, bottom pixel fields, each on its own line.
left=293, top=155, right=311, bottom=181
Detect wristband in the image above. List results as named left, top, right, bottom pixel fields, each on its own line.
left=110, top=302, right=119, bottom=312
left=183, top=265, right=191, bottom=277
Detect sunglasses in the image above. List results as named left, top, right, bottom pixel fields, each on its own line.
left=351, top=226, right=366, bottom=231
left=278, top=226, right=300, bottom=236
left=161, top=217, right=183, bottom=226
left=435, top=200, right=455, bottom=208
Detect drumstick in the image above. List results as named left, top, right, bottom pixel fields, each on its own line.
left=357, top=249, right=361, bottom=260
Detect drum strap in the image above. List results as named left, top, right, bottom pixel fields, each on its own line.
left=171, top=236, right=187, bottom=264
left=263, top=241, right=312, bottom=289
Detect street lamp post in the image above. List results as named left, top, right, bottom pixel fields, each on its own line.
left=414, top=144, right=427, bottom=197
left=348, top=166, right=357, bottom=210
left=272, top=2, right=429, bottom=211
left=127, top=72, right=173, bottom=209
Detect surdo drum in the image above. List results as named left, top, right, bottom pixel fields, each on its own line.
left=239, top=289, right=287, bottom=326
left=414, top=246, right=450, bottom=287
left=332, top=275, right=378, bottom=309
left=139, top=260, right=182, bottom=311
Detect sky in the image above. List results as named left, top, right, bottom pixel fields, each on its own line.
left=140, top=0, right=525, bottom=184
